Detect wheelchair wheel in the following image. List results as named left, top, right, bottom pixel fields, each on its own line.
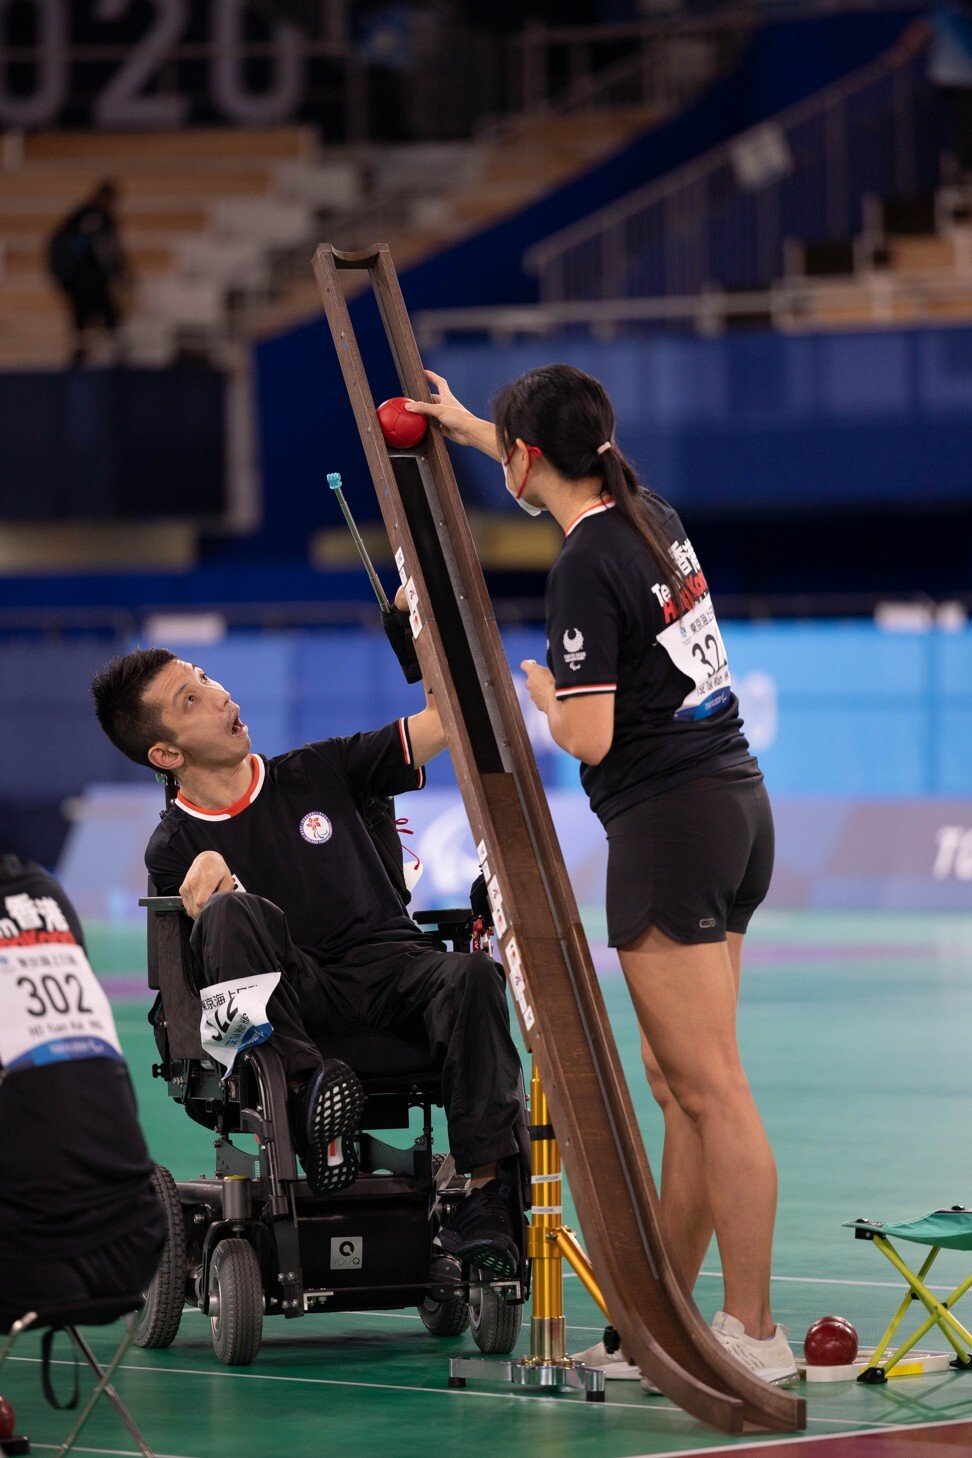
left=418, top=1294, right=470, bottom=1337
left=468, top=1268, right=522, bottom=1355
left=135, top=1164, right=186, bottom=1349
left=209, top=1238, right=263, bottom=1366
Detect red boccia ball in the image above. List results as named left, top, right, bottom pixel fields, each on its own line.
left=804, top=1315, right=859, bottom=1366
left=376, top=396, right=427, bottom=449
left=0, top=1394, right=15, bottom=1440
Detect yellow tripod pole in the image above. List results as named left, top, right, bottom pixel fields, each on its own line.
left=526, top=1059, right=610, bottom=1377
left=526, top=1058, right=568, bottom=1362
left=449, top=1057, right=607, bottom=1398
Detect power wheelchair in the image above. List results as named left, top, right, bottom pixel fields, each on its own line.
left=138, top=863, right=531, bottom=1368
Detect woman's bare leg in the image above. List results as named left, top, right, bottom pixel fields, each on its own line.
left=640, top=1030, right=711, bottom=1290
left=620, top=925, right=776, bottom=1338
left=639, top=931, right=744, bottom=1295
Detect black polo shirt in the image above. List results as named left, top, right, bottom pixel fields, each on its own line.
left=544, top=496, right=755, bottom=825
left=145, top=720, right=426, bottom=962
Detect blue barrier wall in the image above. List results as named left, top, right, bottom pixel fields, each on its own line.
left=5, top=620, right=970, bottom=908
left=1, top=620, right=970, bottom=808
left=424, top=328, right=972, bottom=518
left=5, top=322, right=970, bottom=612
left=0, top=368, right=227, bottom=521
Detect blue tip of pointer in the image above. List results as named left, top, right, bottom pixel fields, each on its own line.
left=326, top=472, right=343, bottom=490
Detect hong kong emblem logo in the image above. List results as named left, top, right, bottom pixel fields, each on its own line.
left=300, top=812, right=332, bottom=845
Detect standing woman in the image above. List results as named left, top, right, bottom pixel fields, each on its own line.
left=405, top=364, right=796, bottom=1385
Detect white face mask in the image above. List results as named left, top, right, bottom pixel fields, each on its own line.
left=502, top=460, right=544, bottom=517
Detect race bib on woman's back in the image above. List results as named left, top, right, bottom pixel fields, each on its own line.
left=0, top=943, right=124, bottom=1074
left=657, top=594, right=733, bottom=721
left=653, top=533, right=732, bottom=721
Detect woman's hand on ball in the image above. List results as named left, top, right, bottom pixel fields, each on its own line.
left=405, top=370, right=501, bottom=458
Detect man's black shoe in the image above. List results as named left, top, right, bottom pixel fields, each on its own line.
left=294, top=1059, right=365, bottom=1197
left=434, top=1178, right=519, bottom=1278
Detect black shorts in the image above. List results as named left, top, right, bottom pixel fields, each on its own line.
left=604, top=770, right=774, bottom=948
left=0, top=1222, right=163, bottom=1334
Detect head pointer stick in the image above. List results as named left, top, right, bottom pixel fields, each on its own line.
left=326, top=471, right=421, bottom=683
left=326, top=471, right=390, bottom=611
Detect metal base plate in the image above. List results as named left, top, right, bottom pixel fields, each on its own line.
left=448, top=1355, right=605, bottom=1401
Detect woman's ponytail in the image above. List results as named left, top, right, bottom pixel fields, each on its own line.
left=599, top=447, right=686, bottom=614
left=493, top=363, right=688, bottom=620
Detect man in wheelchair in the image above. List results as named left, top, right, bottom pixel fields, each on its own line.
left=91, top=642, right=525, bottom=1280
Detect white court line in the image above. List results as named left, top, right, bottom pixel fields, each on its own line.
left=9, top=1353, right=941, bottom=1428
left=28, top=1443, right=199, bottom=1458
left=624, top=1413, right=972, bottom=1458
left=576, top=1265, right=944, bottom=1292
left=305, top=1308, right=421, bottom=1322
left=3, top=1353, right=691, bottom=1413
left=160, top=1307, right=424, bottom=1324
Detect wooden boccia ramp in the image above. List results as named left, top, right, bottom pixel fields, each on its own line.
left=312, top=241, right=806, bottom=1437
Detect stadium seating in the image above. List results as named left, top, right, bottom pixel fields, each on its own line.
left=0, top=103, right=657, bottom=367
left=0, top=125, right=338, bottom=366
left=783, top=187, right=972, bottom=330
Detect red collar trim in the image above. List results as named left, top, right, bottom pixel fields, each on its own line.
left=176, top=755, right=265, bottom=822
left=565, top=497, right=616, bottom=537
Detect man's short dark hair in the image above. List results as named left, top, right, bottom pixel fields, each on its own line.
left=91, top=648, right=175, bottom=767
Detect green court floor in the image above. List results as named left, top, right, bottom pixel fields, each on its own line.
left=7, top=909, right=972, bottom=1457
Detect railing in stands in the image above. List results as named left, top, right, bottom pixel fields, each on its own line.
left=480, top=17, right=747, bottom=142
left=525, top=21, right=939, bottom=303
left=497, top=2, right=921, bottom=120
left=414, top=270, right=972, bottom=343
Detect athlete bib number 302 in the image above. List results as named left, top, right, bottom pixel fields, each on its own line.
left=0, top=944, right=124, bottom=1074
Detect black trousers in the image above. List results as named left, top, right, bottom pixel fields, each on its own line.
left=0, top=1224, right=163, bottom=1334
left=189, top=893, right=523, bottom=1174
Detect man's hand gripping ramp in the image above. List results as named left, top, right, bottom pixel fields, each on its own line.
left=313, top=242, right=805, bottom=1436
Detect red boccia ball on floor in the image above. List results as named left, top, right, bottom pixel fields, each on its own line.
left=804, top=1315, right=859, bottom=1366
left=377, top=396, right=427, bottom=449
left=0, top=1394, right=15, bottom=1440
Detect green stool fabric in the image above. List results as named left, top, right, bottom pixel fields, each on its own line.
left=848, top=1209, right=972, bottom=1252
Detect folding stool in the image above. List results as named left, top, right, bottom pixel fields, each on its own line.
left=0, top=1294, right=154, bottom=1456
left=846, top=1208, right=972, bottom=1383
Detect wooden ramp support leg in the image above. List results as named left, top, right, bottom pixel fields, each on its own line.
left=313, top=241, right=806, bottom=1436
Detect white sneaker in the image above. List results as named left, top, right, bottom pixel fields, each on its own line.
left=710, top=1311, right=798, bottom=1385
left=570, top=1337, right=641, bottom=1381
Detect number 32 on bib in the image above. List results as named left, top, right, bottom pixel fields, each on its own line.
left=657, top=592, right=733, bottom=722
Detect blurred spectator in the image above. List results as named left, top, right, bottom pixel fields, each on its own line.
left=929, top=1, right=972, bottom=177
left=47, top=180, right=130, bottom=367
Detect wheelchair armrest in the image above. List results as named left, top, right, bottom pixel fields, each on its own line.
left=139, top=896, right=185, bottom=914
left=413, top=908, right=472, bottom=927
left=413, top=907, right=477, bottom=950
